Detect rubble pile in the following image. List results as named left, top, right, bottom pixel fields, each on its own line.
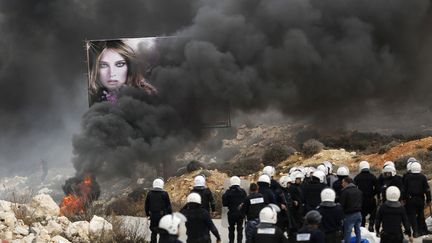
left=360, top=136, right=432, bottom=168
left=165, top=170, right=229, bottom=205
left=0, top=194, right=113, bottom=243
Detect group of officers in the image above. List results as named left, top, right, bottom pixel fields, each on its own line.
left=145, top=157, right=431, bottom=243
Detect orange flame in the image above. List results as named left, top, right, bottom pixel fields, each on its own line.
left=60, top=175, right=93, bottom=216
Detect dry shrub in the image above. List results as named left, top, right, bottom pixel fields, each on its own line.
left=218, top=158, right=262, bottom=176
left=262, top=145, right=296, bottom=166
left=106, top=197, right=145, bottom=217
left=302, top=139, right=324, bottom=157
left=111, top=216, right=147, bottom=243
left=378, top=141, right=399, bottom=154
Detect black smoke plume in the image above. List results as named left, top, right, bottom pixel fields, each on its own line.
left=0, top=0, right=431, bottom=179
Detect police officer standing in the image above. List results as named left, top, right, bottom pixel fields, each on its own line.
left=180, top=193, right=221, bottom=243
left=258, top=174, right=276, bottom=204
left=251, top=204, right=288, bottom=243
left=296, top=210, right=325, bottom=243
left=222, top=176, right=247, bottom=243
left=302, top=170, right=327, bottom=213
left=145, top=178, right=172, bottom=243
left=158, top=213, right=186, bottom=243
left=241, top=183, right=268, bottom=243
left=340, top=177, right=362, bottom=243
left=354, top=161, right=378, bottom=232
left=379, top=163, right=404, bottom=202
left=403, top=161, right=431, bottom=237
left=190, top=175, right=216, bottom=215
left=375, top=186, right=413, bottom=243
left=316, top=188, right=343, bottom=243
left=289, top=171, right=305, bottom=234
left=332, top=166, right=349, bottom=202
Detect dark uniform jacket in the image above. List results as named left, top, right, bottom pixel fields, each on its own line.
left=145, top=188, right=172, bottom=217
left=375, top=201, right=412, bottom=237
left=354, top=171, right=379, bottom=199
left=222, top=185, right=247, bottom=217
left=378, top=174, right=404, bottom=201
left=316, top=202, right=344, bottom=233
left=258, top=182, right=276, bottom=204
left=191, top=186, right=216, bottom=212
left=403, top=173, right=431, bottom=202
left=296, top=225, right=325, bottom=243
left=302, top=178, right=327, bottom=212
left=241, top=192, right=268, bottom=220
left=158, top=232, right=183, bottom=243
left=180, top=202, right=221, bottom=242
left=251, top=222, right=288, bottom=243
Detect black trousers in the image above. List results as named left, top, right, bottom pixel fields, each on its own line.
left=150, top=212, right=164, bottom=243
left=380, top=232, right=403, bottom=243
left=361, top=197, right=376, bottom=227
left=324, top=231, right=342, bottom=243
left=228, top=214, right=244, bottom=243
left=406, top=196, right=427, bottom=235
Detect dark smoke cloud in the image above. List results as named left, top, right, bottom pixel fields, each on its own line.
left=1, top=0, right=431, bottom=179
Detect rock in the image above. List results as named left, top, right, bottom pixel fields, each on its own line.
left=45, top=220, right=62, bottom=235
left=66, top=221, right=90, bottom=243
left=14, top=225, right=29, bottom=236
left=0, top=211, right=17, bottom=227
left=55, top=216, right=71, bottom=230
left=35, top=228, right=51, bottom=242
left=51, top=235, right=72, bottom=243
left=22, top=233, right=36, bottom=243
left=89, top=215, right=113, bottom=241
left=28, top=194, right=59, bottom=219
left=0, top=200, right=12, bottom=212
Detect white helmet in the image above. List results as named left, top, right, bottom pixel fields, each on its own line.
left=410, top=162, right=421, bottom=174
left=263, top=166, right=276, bottom=177
left=258, top=174, right=271, bottom=184
left=305, top=167, right=316, bottom=177
left=289, top=167, right=298, bottom=174
left=386, top=186, right=400, bottom=202
left=159, top=213, right=187, bottom=235
left=259, top=204, right=280, bottom=224
left=383, top=161, right=395, bottom=168
left=322, top=161, right=333, bottom=174
left=279, top=175, right=292, bottom=188
left=382, top=165, right=396, bottom=176
left=407, top=157, right=418, bottom=164
left=312, top=170, right=326, bottom=183
left=336, top=166, right=349, bottom=176
left=320, top=188, right=336, bottom=202
left=153, top=178, right=164, bottom=189
left=290, top=171, right=305, bottom=182
left=317, top=165, right=328, bottom=175
left=187, top=192, right=201, bottom=204
left=194, top=175, right=206, bottom=187
left=230, top=176, right=241, bottom=186
left=407, top=162, right=413, bottom=172
left=358, top=161, right=370, bottom=172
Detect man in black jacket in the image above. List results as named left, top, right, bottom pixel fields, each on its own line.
left=340, top=177, right=362, bottom=243
left=403, top=162, right=431, bottom=237
left=296, top=210, right=325, bottom=243
left=302, top=171, right=327, bottom=213
left=317, top=188, right=343, bottom=243
left=223, top=176, right=247, bottom=243
left=190, top=175, right=216, bottom=214
left=240, top=183, right=268, bottom=243
left=145, top=178, right=172, bottom=243
left=180, top=193, right=221, bottom=243
left=375, top=186, right=413, bottom=243
left=252, top=204, right=288, bottom=243
left=354, top=161, right=378, bottom=231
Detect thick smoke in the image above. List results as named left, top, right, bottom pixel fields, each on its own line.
left=1, top=0, right=431, bottom=179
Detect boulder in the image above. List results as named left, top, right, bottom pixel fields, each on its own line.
left=28, top=194, right=59, bottom=219
left=45, top=220, right=62, bottom=236
left=66, top=221, right=90, bottom=243
left=0, top=211, right=17, bottom=227
left=51, top=235, right=72, bottom=243
left=14, top=225, right=29, bottom=236
left=89, top=215, right=113, bottom=241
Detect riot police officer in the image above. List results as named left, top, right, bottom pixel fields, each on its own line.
left=145, top=178, right=172, bottom=243
left=222, top=176, right=247, bottom=243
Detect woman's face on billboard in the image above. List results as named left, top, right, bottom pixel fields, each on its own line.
left=98, top=49, right=128, bottom=91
